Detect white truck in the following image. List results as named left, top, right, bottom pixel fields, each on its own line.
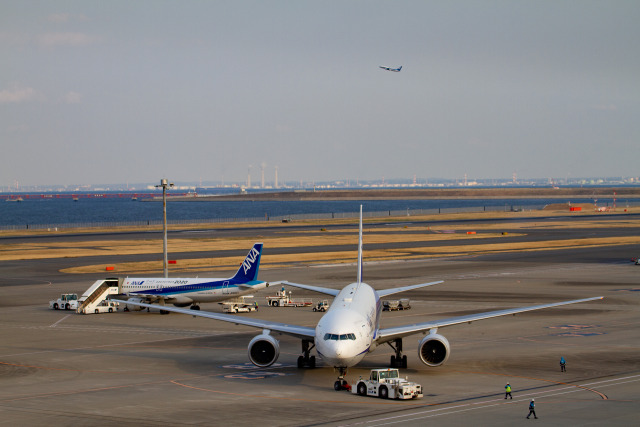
left=90, top=300, right=118, bottom=314
left=49, top=293, right=79, bottom=311
left=352, top=368, right=423, bottom=400
left=221, top=302, right=258, bottom=313
left=219, top=296, right=259, bottom=313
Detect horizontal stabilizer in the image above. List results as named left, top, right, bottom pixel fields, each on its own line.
left=377, top=280, right=444, bottom=298
left=237, top=280, right=283, bottom=290
left=281, top=281, right=340, bottom=297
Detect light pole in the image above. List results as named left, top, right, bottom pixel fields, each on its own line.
left=155, top=178, right=174, bottom=277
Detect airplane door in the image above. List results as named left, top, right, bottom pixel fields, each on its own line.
left=222, top=281, right=230, bottom=294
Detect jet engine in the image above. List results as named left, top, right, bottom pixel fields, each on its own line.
left=248, top=334, right=280, bottom=367
left=172, top=302, right=191, bottom=307
left=418, top=332, right=450, bottom=367
left=125, top=298, right=147, bottom=311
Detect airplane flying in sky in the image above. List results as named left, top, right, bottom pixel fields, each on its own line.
left=114, top=243, right=273, bottom=311
left=379, top=65, right=402, bottom=72
left=114, top=209, right=602, bottom=390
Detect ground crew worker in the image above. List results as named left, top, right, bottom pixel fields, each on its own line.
left=527, top=399, right=538, bottom=419
left=560, top=356, right=566, bottom=372
left=504, top=383, right=512, bottom=399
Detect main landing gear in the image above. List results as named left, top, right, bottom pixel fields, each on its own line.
left=334, top=367, right=351, bottom=391
left=388, top=338, right=408, bottom=369
left=297, top=340, right=316, bottom=368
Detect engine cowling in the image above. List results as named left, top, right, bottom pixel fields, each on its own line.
left=125, top=298, right=146, bottom=311
left=418, top=333, right=450, bottom=367
left=172, top=302, right=192, bottom=307
left=248, top=334, right=280, bottom=367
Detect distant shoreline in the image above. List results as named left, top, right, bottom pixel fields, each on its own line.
left=164, top=187, right=639, bottom=202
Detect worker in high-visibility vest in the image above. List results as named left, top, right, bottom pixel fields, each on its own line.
left=505, top=383, right=512, bottom=399
left=560, top=356, right=566, bottom=372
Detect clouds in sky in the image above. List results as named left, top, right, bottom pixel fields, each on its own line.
left=1, top=1, right=639, bottom=187
left=0, top=84, right=37, bottom=104
left=37, top=32, right=99, bottom=47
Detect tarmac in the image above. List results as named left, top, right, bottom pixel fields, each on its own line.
left=1, top=215, right=639, bottom=426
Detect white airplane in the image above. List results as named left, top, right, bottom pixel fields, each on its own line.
left=114, top=208, right=603, bottom=390
left=379, top=65, right=402, bottom=72
left=114, top=243, right=274, bottom=311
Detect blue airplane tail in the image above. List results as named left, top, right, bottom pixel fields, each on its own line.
left=232, top=243, right=263, bottom=282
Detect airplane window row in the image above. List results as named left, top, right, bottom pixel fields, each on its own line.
left=324, top=333, right=356, bottom=341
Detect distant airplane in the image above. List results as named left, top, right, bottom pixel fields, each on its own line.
left=114, top=243, right=273, bottom=311
left=379, top=65, right=402, bottom=72
left=114, top=208, right=603, bottom=391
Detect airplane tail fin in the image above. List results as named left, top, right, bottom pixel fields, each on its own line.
left=232, top=243, right=263, bottom=282
left=398, top=66, right=402, bottom=71
left=357, top=205, right=363, bottom=284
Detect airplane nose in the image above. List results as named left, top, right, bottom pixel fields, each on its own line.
left=325, top=340, right=344, bottom=358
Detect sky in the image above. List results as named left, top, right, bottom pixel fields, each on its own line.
left=1, top=1, right=639, bottom=187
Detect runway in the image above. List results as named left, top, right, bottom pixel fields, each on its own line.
left=0, top=216, right=639, bottom=426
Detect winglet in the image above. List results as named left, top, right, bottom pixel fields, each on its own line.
left=232, top=243, right=263, bottom=282
left=357, top=205, right=363, bottom=284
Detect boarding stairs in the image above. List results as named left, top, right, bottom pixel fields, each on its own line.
left=76, top=278, right=120, bottom=314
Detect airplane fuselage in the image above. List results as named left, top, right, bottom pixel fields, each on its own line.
left=315, top=282, right=382, bottom=368
left=121, top=277, right=267, bottom=305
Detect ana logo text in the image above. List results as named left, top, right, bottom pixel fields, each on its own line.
left=242, top=248, right=260, bottom=275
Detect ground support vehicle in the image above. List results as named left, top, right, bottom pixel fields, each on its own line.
left=221, top=302, right=258, bottom=313
left=49, top=294, right=79, bottom=311
left=313, top=300, right=330, bottom=312
left=91, top=300, right=118, bottom=314
left=352, top=368, right=423, bottom=400
left=266, top=289, right=313, bottom=307
left=77, top=278, right=120, bottom=314
left=219, top=296, right=259, bottom=313
left=383, top=298, right=411, bottom=311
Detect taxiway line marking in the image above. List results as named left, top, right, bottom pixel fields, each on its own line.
left=340, top=375, right=640, bottom=426
left=448, top=369, right=609, bottom=399
left=49, top=314, right=71, bottom=328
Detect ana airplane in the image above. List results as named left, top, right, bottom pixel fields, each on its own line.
left=113, top=209, right=603, bottom=390
left=114, top=243, right=273, bottom=311
left=379, top=65, right=402, bottom=72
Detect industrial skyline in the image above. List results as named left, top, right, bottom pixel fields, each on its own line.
left=2, top=171, right=639, bottom=194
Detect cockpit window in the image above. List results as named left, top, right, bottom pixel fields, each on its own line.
left=324, top=333, right=356, bottom=341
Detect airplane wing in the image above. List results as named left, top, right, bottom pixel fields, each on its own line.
left=111, top=299, right=315, bottom=340
left=376, top=296, right=603, bottom=344
left=377, top=280, right=444, bottom=298
left=281, top=281, right=340, bottom=297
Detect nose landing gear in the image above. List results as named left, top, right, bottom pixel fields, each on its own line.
left=334, top=367, right=351, bottom=391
